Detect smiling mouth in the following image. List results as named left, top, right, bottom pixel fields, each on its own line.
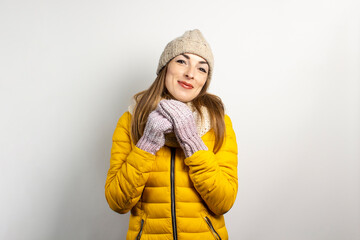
left=178, top=81, right=194, bottom=89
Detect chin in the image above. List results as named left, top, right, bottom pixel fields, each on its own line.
left=173, top=95, right=194, bottom=103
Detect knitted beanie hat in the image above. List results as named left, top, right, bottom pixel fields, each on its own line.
left=156, top=29, right=214, bottom=81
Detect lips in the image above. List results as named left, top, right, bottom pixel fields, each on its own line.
left=178, top=81, right=194, bottom=89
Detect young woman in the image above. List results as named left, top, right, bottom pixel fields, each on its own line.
left=105, top=29, right=238, bottom=240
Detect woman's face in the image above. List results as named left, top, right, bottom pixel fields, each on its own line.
left=165, top=53, right=209, bottom=102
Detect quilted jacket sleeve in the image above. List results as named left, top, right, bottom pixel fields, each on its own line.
left=105, top=111, right=156, bottom=214
left=184, top=114, right=238, bottom=216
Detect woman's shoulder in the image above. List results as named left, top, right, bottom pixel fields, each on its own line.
left=115, top=110, right=132, bottom=130
left=221, top=114, right=235, bottom=141
left=224, top=114, right=233, bottom=125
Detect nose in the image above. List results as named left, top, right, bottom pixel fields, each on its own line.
left=185, top=66, right=195, bottom=79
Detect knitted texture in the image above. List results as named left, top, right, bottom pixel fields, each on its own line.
left=156, top=29, right=214, bottom=82
left=157, top=99, right=208, bottom=158
left=136, top=109, right=173, bottom=155
left=186, top=102, right=211, bottom=137
left=128, top=98, right=212, bottom=138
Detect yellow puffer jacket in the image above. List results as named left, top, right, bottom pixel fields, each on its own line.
left=105, top=111, right=238, bottom=240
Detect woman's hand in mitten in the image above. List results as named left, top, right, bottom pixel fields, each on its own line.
left=157, top=99, right=208, bottom=158
left=136, top=109, right=173, bottom=155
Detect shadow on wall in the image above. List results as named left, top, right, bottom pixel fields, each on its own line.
left=100, top=65, right=152, bottom=239
left=100, top=66, right=150, bottom=239
left=47, top=65, right=150, bottom=239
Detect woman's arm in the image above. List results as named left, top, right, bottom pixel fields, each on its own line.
left=105, top=112, right=156, bottom=214
left=184, top=115, right=238, bottom=216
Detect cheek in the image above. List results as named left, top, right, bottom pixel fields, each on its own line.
left=164, top=76, right=169, bottom=89
left=197, top=77, right=207, bottom=88
left=164, top=73, right=173, bottom=89
left=165, top=67, right=177, bottom=82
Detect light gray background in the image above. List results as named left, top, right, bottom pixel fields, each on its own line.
left=0, top=0, right=359, bottom=239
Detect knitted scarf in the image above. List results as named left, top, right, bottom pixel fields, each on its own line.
left=127, top=99, right=211, bottom=148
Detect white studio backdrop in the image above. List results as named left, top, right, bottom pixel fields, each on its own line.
left=0, top=0, right=359, bottom=239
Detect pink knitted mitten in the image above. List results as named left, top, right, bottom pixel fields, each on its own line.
left=136, top=109, right=173, bottom=155
left=157, top=99, right=208, bottom=158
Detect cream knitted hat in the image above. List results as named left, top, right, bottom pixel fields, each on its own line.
left=156, top=29, right=214, bottom=81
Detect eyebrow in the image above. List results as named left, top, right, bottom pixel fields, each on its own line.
left=181, top=54, right=208, bottom=65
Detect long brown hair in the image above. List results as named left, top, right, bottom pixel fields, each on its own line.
left=131, top=64, right=225, bottom=153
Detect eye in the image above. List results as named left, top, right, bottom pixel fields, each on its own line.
left=199, top=67, right=207, bottom=73
left=176, top=59, right=186, bottom=64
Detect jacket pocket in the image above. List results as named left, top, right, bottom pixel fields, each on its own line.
left=135, top=218, right=145, bottom=240
left=203, top=216, right=222, bottom=240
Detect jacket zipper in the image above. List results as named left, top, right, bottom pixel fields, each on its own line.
left=136, top=219, right=144, bottom=240
left=204, top=216, right=222, bottom=240
left=170, top=147, right=178, bottom=240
